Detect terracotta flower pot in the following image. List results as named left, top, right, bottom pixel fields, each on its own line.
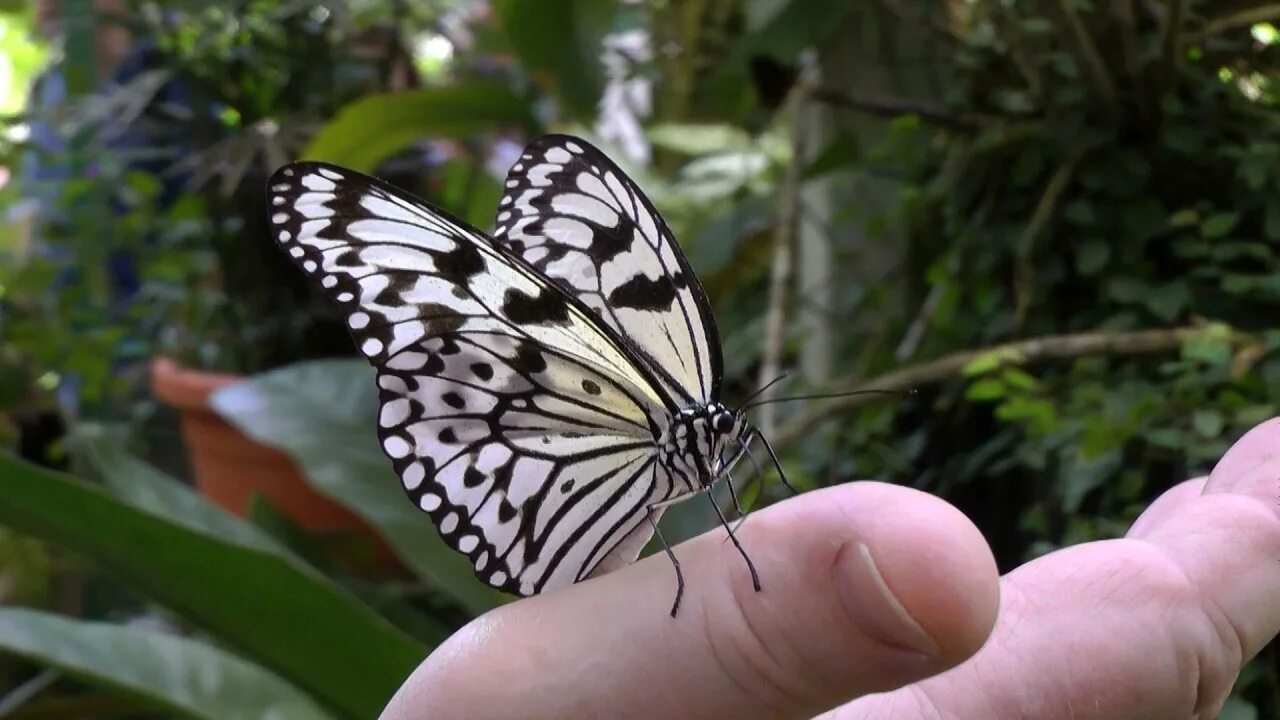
left=150, top=357, right=398, bottom=573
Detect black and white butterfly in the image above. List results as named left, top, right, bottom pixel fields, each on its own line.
left=267, top=134, right=788, bottom=614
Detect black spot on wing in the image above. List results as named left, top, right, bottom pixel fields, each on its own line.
left=512, top=342, right=548, bottom=374
left=470, top=362, right=494, bottom=380
left=373, top=271, right=417, bottom=306
left=424, top=354, right=446, bottom=374
left=463, top=466, right=486, bottom=488
left=423, top=305, right=466, bottom=335
left=434, top=242, right=486, bottom=282
left=442, top=392, right=465, bottom=409
left=501, top=288, right=571, bottom=325
left=581, top=379, right=601, bottom=395
left=607, top=274, right=677, bottom=311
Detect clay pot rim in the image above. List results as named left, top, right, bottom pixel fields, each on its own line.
left=150, top=357, right=245, bottom=412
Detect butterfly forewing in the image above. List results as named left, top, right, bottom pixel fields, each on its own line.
left=267, top=162, right=683, bottom=595
left=492, top=135, right=723, bottom=407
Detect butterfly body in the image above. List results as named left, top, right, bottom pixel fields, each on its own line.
left=267, top=134, right=764, bottom=613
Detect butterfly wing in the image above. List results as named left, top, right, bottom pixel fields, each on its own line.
left=267, top=162, right=680, bottom=595
left=492, top=134, right=723, bottom=407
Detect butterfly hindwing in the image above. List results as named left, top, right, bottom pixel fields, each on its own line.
left=492, top=135, right=723, bottom=407
left=267, top=161, right=682, bottom=594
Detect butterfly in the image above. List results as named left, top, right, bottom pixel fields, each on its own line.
left=266, top=134, right=791, bottom=615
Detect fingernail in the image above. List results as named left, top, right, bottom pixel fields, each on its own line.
left=836, top=542, right=940, bottom=657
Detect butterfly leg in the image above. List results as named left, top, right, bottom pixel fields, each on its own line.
left=647, top=510, right=685, bottom=617
left=706, top=489, right=762, bottom=593
left=755, top=430, right=799, bottom=495
left=725, top=472, right=745, bottom=517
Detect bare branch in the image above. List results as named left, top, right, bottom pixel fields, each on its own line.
left=1013, top=154, right=1080, bottom=327
left=1188, top=3, right=1280, bottom=42
left=809, top=88, right=982, bottom=131
left=757, top=55, right=818, bottom=436
left=772, top=326, right=1213, bottom=452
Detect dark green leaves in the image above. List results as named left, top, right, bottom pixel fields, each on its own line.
left=494, top=0, right=618, bottom=118
left=0, top=452, right=423, bottom=719
left=0, top=608, right=338, bottom=720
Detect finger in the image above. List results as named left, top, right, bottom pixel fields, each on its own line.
left=835, top=418, right=1280, bottom=720
left=380, top=482, right=999, bottom=720
left=1135, top=417, right=1280, bottom=713
left=1125, top=476, right=1207, bottom=538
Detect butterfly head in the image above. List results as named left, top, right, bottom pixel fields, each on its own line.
left=660, top=402, right=752, bottom=490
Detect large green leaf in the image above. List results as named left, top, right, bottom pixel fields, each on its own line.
left=209, top=360, right=504, bottom=614
left=301, top=82, right=536, bottom=172
left=0, top=608, right=336, bottom=720
left=494, top=0, right=616, bottom=118
left=0, top=452, right=424, bottom=720
left=75, top=431, right=298, bottom=564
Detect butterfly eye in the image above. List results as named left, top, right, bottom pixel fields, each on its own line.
left=713, top=413, right=734, bottom=434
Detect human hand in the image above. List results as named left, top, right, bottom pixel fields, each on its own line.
left=380, top=418, right=1280, bottom=720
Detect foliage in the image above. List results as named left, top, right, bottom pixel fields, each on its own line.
left=0, top=449, right=424, bottom=719
left=3, top=0, right=1280, bottom=715
left=0, top=608, right=338, bottom=720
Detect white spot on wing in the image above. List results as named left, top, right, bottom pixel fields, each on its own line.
left=301, top=174, right=336, bottom=192
left=440, top=512, right=459, bottom=534
left=545, top=147, right=572, bottom=163
left=402, top=462, right=425, bottom=490
left=383, top=436, right=410, bottom=458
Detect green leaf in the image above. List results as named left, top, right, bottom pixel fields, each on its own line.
left=1058, top=450, right=1122, bottom=514
left=0, top=608, right=336, bottom=720
left=210, top=360, right=504, bottom=615
left=1201, top=211, right=1241, bottom=239
left=1075, top=241, right=1110, bottom=275
left=967, top=378, right=1006, bottom=401
left=1062, top=199, right=1096, bottom=225
left=1182, top=323, right=1235, bottom=366
left=0, top=452, right=424, bottom=720
left=494, top=0, right=616, bottom=118
left=1192, top=409, right=1225, bottom=438
left=648, top=123, right=753, bottom=155
left=1168, top=208, right=1199, bottom=227
left=962, top=347, right=1025, bottom=376
left=1001, top=368, right=1041, bottom=392
left=301, top=83, right=536, bottom=172
left=1144, top=281, right=1190, bottom=322
left=76, top=430, right=297, bottom=563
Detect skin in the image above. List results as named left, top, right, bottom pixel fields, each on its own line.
left=380, top=417, right=1280, bottom=720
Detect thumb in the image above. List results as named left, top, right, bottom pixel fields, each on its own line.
left=381, top=483, right=999, bottom=720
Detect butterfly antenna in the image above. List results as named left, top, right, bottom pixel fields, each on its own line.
left=740, top=387, right=913, bottom=412
left=740, top=371, right=792, bottom=408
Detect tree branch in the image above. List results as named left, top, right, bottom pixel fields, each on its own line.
left=1188, top=3, right=1280, bottom=42
left=771, top=326, right=1213, bottom=452
left=809, top=88, right=980, bottom=131
left=757, top=56, right=816, bottom=436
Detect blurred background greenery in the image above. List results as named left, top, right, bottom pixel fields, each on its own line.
left=0, top=0, right=1278, bottom=717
